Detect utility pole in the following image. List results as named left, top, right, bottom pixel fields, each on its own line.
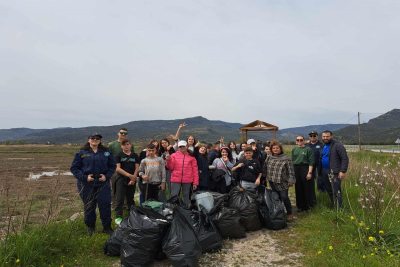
left=358, top=112, right=362, bottom=151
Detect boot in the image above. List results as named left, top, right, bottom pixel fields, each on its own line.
left=102, top=223, right=114, bottom=235
left=86, top=223, right=95, bottom=236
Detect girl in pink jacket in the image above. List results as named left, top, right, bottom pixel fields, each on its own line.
left=166, top=140, right=199, bottom=206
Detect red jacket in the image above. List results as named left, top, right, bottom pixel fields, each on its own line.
left=166, top=151, right=199, bottom=185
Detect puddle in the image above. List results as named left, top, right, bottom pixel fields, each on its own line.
left=27, top=171, right=73, bottom=180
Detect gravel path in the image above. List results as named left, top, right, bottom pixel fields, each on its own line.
left=115, top=225, right=302, bottom=267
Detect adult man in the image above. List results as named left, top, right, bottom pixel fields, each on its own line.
left=108, top=128, right=134, bottom=206
left=318, top=131, right=349, bottom=208
left=306, top=131, right=325, bottom=192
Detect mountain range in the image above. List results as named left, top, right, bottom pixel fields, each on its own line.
left=0, top=117, right=352, bottom=144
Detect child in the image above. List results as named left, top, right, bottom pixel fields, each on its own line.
left=193, top=143, right=210, bottom=191
left=232, top=147, right=262, bottom=190
left=114, top=139, right=139, bottom=224
left=212, top=147, right=235, bottom=193
left=138, top=144, right=166, bottom=201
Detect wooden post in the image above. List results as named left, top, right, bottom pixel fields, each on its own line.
left=245, top=131, right=248, bottom=142
left=274, top=129, right=276, bottom=141
left=358, top=112, right=362, bottom=151
left=241, top=130, right=244, bottom=143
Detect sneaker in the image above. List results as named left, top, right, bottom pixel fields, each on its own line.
left=286, top=214, right=294, bottom=221
left=115, top=217, right=122, bottom=225
left=103, top=223, right=114, bottom=235
left=86, top=223, right=95, bottom=236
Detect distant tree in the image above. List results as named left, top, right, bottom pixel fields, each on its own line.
left=5, top=140, right=11, bottom=145
left=17, top=139, right=24, bottom=145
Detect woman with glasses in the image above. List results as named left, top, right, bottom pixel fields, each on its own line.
left=291, top=135, right=315, bottom=212
left=70, top=133, right=116, bottom=236
left=166, top=140, right=199, bottom=206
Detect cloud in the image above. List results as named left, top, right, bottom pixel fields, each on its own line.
left=0, top=0, right=398, bottom=129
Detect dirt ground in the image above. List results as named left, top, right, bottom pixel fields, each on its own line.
left=1, top=145, right=302, bottom=266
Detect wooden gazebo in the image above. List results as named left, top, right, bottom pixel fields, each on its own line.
left=239, top=120, right=279, bottom=142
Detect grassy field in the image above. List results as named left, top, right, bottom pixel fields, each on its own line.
left=1, top=145, right=400, bottom=266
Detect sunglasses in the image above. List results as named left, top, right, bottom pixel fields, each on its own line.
left=119, top=132, right=128, bottom=135
left=309, top=135, right=317, bottom=138
left=296, top=139, right=304, bottom=142
left=90, top=137, right=101, bottom=140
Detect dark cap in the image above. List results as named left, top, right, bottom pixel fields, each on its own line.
left=88, top=132, right=103, bottom=139
left=309, top=131, right=318, bottom=136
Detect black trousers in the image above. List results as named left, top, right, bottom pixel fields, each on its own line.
left=144, top=183, right=161, bottom=201
left=294, top=164, right=316, bottom=210
left=114, top=177, right=135, bottom=219
left=270, top=182, right=292, bottom=215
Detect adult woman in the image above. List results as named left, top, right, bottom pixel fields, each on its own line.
left=212, top=147, right=235, bottom=193
left=159, top=138, right=175, bottom=201
left=263, top=141, right=296, bottom=221
left=166, top=140, right=199, bottom=206
left=193, top=142, right=210, bottom=191
left=228, top=141, right=240, bottom=162
left=70, top=133, right=116, bottom=235
left=291, top=135, right=315, bottom=212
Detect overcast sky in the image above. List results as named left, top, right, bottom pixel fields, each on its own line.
left=1, top=0, right=399, bottom=129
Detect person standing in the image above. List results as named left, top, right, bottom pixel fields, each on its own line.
left=306, top=131, right=325, bottom=192
left=319, top=131, right=349, bottom=208
left=166, top=140, right=199, bottom=206
left=108, top=128, right=134, bottom=206
left=212, top=147, right=236, bottom=192
left=292, top=135, right=315, bottom=212
left=70, top=133, right=116, bottom=235
left=263, top=141, right=296, bottom=221
left=114, top=139, right=139, bottom=225
left=232, top=147, right=262, bottom=190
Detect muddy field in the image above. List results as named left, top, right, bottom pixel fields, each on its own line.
left=0, top=145, right=82, bottom=232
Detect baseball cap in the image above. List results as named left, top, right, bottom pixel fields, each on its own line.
left=178, top=140, right=188, bottom=147
left=309, top=131, right=318, bottom=136
left=88, top=132, right=103, bottom=139
left=247, top=139, right=256, bottom=145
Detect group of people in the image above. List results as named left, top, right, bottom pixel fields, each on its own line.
left=70, top=123, right=349, bottom=235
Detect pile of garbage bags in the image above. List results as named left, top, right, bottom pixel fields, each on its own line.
left=104, top=185, right=287, bottom=267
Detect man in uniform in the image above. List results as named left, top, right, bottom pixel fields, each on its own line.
left=306, top=131, right=325, bottom=192
left=108, top=128, right=134, bottom=206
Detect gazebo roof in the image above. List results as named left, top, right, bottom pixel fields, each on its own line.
left=239, top=120, right=279, bottom=131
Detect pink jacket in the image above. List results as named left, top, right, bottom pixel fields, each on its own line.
left=166, top=151, right=199, bottom=185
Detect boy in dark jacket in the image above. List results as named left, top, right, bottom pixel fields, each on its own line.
left=232, top=147, right=262, bottom=190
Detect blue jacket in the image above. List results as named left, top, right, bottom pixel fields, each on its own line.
left=70, top=149, right=116, bottom=185
left=306, top=140, right=323, bottom=167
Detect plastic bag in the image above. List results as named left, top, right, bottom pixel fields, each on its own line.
left=162, top=206, right=202, bottom=267
left=228, top=186, right=262, bottom=231
left=104, top=217, right=130, bottom=257
left=120, top=206, right=170, bottom=267
left=211, top=206, right=246, bottom=239
left=180, top=205, right=223, bottom=253
left=258, top=186, right=287, bottom=230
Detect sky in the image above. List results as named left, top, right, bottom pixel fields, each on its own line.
left=1, top=0, right=399, bottom=129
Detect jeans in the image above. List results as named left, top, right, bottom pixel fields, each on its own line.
left=270, top=182, right=293, bottom=215
left=322, top=168, right=343, bottom=208
left=241, top=180, right=257, bottom=190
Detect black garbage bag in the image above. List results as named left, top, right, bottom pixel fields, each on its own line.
left=121, top=206, right=170, bottom=267
left=167, top=195, right=186, bottom=208
left=182, top=205, right=223, bottom=253
left=104, top=217, right=130, bottom=257
left=211, top=206, right=246, bottom=239
left=258, top=186, right=287, bottom=230
left=162, top=206, right=202, bottom=267
left=189, top=191, right=228, bottom=212
left=228, top=186, right=262, bottom=231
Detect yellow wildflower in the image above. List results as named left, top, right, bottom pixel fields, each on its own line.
left=359, top=223, right=363, bottom=227
left=329, top=246, right=333, bottom=250
left=379, top=230, right=384, bottom=234
left=16, top=259, right=20, bottom=263
left=371, top=253, right=374, bottom=256
left=362, top=255, right=366, bottom=259
left=390, top=254, right=394, bottom=257
left=368, top=236, right=374, bottom=242
left=374, top=248, right=378, bottom=251
left=350, top=216, right=354, bottom=220
left=318, top=251, right=322, bottom=254
left=366, top=227, right=369, bottom=230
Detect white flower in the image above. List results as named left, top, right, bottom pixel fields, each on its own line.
left=376, top=161, right=381, bottom=165
left=355, top=183, right=359, bottom=187
left=380, top=199, right=384, bottom=203
left=395, top=196, right=399, bottom=200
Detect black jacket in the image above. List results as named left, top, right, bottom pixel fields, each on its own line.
left=234, top=159, right=262, bottom=183
left=306, top=141, right=323, bottom=167
left=193, top=147, right=210, bottom=188
left=209, top=169, right=228, bottom=194
left=318, top=140, right=349, bottom=175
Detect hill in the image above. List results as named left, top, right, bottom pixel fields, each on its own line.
left=0, top=117, right=352, bottom=144
left=334, top=109, right=400, bottom=144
